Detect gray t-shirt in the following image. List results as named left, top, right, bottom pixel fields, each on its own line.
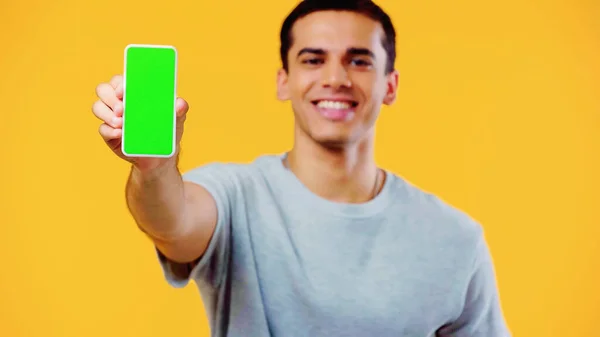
left=156, top=154, right=511, bottom=337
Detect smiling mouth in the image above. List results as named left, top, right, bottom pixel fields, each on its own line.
left=311, top=99, right=358, bottom=121
left=311, top=100, right=359, bottom=109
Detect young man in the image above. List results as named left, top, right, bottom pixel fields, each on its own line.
left=92, top=0, right=511, bottom=336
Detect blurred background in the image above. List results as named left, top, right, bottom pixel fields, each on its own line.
left=1, top=0, right=598, bottom=336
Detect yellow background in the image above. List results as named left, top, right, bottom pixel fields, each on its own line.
left=1, top=0, right=598, bottom=336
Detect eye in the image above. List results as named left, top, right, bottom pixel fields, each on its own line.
left=302, top=58, right=324, bottom=65
left=350, top=58, right=372, bottom=67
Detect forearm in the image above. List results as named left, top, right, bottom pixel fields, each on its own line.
left=125, top=161, right=188, bottom=242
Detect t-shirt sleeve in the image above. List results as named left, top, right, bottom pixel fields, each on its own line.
left=155, top=162, right=236, bottom=290
left=437, top=234, right=512, bottom=337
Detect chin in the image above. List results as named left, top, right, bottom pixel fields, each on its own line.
left=316, top=138, right=350, bottom=149
left=294, top=106, right=371, bottom=148
left=310, top=130, right=361, bottom=149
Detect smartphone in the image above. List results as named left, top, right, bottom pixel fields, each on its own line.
left=122, top=44, right=178, bottom=158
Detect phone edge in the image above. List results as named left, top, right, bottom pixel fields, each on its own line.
left=121, top=44, right=178, bottom=159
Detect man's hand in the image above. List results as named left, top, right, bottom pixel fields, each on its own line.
left=92, top=74, right=190, bottom=173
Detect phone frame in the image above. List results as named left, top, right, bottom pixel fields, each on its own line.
left=121, top=43, right=178, bottom=158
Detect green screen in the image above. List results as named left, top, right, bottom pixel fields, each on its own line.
left=122, top=45, right=177, bottom=157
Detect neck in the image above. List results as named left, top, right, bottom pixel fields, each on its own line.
left=284, top=129, right=383, bottom=204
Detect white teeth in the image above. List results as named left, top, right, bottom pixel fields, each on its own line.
left=317, top=100, right=351, bottom=109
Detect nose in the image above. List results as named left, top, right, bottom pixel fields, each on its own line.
left=321, top=62, right=352, bottom=89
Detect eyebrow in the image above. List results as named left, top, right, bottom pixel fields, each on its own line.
left=297, top=47, right=375, bottom=59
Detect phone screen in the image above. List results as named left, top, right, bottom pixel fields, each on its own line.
left=122, top=44, right=177, bottom=157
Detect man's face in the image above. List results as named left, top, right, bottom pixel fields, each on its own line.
left=277, top=10, right=399, bottom=148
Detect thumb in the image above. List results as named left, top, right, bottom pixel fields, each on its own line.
left=175, top=97, right=189, bottom=117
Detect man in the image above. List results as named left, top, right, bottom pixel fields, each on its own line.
left=92, top=0, right=511, bottom=336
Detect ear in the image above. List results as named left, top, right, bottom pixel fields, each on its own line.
left=276, top=68, right=290, bottom=101
left=382, top=69, right=399, bottom=105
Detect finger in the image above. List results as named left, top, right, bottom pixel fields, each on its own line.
left=109, top=75, right=123, bottom=89
left=110, top=75, right=124, bottom=101
left=92, top=100, right=122, bottom=127
left=95, top=83, right=121, bottom=111
left=175, top=98, right=189, bottom=117
left=115, top=82, right=124, bottom=100
left=113, top=99, right=123, bottom=117
left=98, top=123, right=122, bottom=142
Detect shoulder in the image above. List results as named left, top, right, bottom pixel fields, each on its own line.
left=387, top=173, right=486, bottom=259
left=180, top=154, right=281, bottom=193
left=183, top=153, right=278, bottom=178
left=393, top=178, right=512, bottom=336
